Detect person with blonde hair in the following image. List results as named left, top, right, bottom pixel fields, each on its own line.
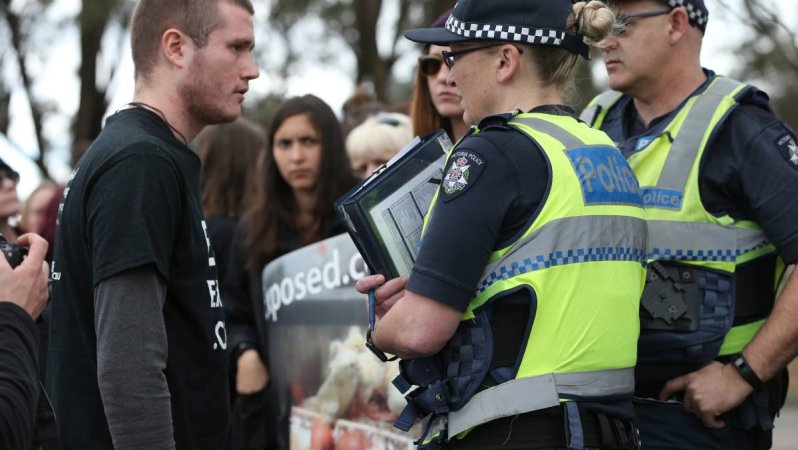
left=356, top=1, right=648, bottom=448
left=345, top=112, right=412, bottom=179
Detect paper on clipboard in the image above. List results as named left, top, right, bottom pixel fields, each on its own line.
left=335, top=129, right=452, bottom=279
left=367, top=161, right=443, bottom=277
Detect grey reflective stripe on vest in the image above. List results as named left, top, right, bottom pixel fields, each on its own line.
left=510, top=116, right=585, bottom=148
left=447, top=368, right=634, bottom=437
left=657, top=77, right=745, bottom=192
left=477, top=215, right=647, bottom=294
left=646, top=220, right=769, bottom=262
left=578, top=91, right=623, bottom=126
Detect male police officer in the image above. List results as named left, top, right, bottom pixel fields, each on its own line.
left=581, top=1, right=798, bottom=448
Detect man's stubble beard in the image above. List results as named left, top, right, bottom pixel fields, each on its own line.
left=179, top=56, right=239, bottom=127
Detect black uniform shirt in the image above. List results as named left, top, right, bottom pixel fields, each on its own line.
left=406, top=107, right=554, bottom=311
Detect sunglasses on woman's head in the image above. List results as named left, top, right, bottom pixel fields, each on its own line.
left=418, top=55, right=444, bottom=77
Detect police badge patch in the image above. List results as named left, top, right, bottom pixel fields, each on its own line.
left=776, top=132, right=798, bottom=168
left=441, top=150, right=486, bottom=202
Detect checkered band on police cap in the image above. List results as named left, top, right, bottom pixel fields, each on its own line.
left=444, top=16, right=566, bottom=47
left=664, top=0, right=709, bottom=31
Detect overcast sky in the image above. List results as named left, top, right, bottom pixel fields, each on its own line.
left=2, top=0, right=797, bottom=199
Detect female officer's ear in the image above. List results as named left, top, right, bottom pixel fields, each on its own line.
left=496, top=44, right=523, bottom=84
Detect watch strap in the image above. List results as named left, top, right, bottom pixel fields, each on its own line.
left=731, top=353, right=764, bottom=390
left=365, top=329, right=398, bottom=362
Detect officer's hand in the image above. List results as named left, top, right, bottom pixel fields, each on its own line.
left=659, top=361, right=752, bottom=429
left=0, top=233, right=49, bottom=319
left=355, top=274, right=407, bottom=318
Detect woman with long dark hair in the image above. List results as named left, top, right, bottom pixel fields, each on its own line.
left=223, top=94, right=356, bottom=450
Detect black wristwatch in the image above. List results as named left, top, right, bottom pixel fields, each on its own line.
left=365, top=329, right=398, bottom=362
left=731, top=353, right=764, bottom=390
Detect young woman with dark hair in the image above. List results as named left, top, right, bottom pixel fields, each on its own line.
left=223, top=94, right=357, bottom=450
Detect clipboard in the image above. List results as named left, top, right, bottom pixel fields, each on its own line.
left=335, top=129, right=453, bottom=279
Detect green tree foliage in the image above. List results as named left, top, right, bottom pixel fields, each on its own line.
left=72, top=0, right=128, bottom=165
left=0, top=0, right=52, bottom=177
left=716, top=0, right=798, bottom=129
left=1, top=0, right=130, bottom=175
left=261, top=0, right=450, bottom=105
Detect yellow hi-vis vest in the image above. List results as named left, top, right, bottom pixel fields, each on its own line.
left=582, top=76, right=784, bottom=356
left=421, top=112, right=647, bottom=438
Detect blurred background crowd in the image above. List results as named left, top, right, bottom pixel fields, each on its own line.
left=1, top=0, right=797, bottom=449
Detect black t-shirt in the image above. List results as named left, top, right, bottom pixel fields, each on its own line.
left=599, top=71, right=798, bottom=265
left=48, top=107, right=229, bottom=450
left=206, top=215, right=237, bottom=294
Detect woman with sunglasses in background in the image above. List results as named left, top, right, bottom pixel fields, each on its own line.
left=410, top=9, right=470, bottom=143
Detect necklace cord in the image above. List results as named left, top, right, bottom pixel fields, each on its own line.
left=126, top=102, right=189, bottom=145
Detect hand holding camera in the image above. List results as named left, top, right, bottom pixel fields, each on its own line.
left=0, top=233, right=49, bottom=319
left=0, top=233, right=28, bottom=268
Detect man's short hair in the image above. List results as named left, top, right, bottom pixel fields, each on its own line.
left=130, top=0, right=254, bottom=80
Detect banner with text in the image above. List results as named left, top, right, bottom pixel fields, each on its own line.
left=261, top=233, right=417, bottom=450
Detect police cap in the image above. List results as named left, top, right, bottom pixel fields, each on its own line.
left=403, top=0, right=589, bottom=59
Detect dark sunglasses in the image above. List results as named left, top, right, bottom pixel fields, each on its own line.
left=441, top=43, right=523, bottom=69
left=418, top=55, right=444, bottom=77
left=442, top=43, right=502, bottom=69
left=0, top=168, right=20, bottom=184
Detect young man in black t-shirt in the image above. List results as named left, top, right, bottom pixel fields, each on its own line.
left=47, top=1, right=259, bottom=449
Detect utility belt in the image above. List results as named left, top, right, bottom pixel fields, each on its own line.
left=391, top=309, right=635, bottom=449
left=444, top=405, right=639, bottom=450
left=638, top=261, right=772, bottom=364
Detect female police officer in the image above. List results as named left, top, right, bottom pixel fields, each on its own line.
left=357, top=1, right=648, bottom=448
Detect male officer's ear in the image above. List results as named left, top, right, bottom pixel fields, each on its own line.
left=667, top=7, right=692, bottom=45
